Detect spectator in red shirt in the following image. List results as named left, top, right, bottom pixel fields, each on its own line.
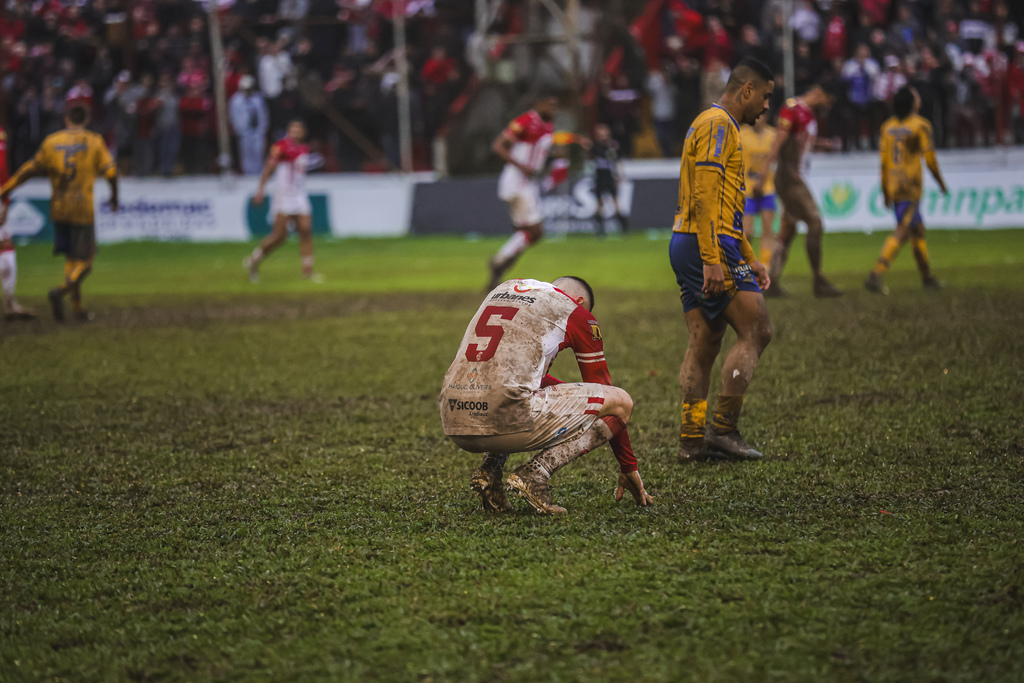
left=179, top=84, right=212, bottom=174
left=823, top=6, right=847, bottom=62
left=704, top=16, right=733, bottom=66
left=421, top=45, right=456, bottom=86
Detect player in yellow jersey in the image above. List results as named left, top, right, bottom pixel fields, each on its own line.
left=740, top=117, right=777, bottom=265
left=0, top=103, right=118, bottom=322
left=669, top=58, right=774, bottom=463
left=865, top=86, right=948, bottom=293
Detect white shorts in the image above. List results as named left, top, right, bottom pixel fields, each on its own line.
left=448, top=382, right=609, bottom=454
left=497, top=168, right=542, bottom=227
left=271, top=194, right=312, bottom=217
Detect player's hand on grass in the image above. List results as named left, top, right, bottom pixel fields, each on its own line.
left=616, top=470, right=653, bottom=507
left=752, top=260, right=771, bottom=291
left=702, top=263, right=725, bottom=297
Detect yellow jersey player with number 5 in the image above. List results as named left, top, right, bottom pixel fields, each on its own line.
left=865, top=85, right=948, bottom=293
left=0, top=102, right=119, bottom=322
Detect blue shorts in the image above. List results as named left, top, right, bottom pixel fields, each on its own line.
left=744, top=194, right=777, bottom=215
left=894, top=201, right=923, bottom=230
left=669, top=232, right=761, bottom=319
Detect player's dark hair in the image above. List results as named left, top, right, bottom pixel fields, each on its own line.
left=726, top=58, right=774, bottom=92
left=893, top=86, right=915, bottom=119
left=558, top=276, right=595, bottom=310
left=67, top=104, right=89, bottom=125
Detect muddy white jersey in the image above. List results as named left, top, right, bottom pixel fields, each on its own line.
left=270, top=138, right=309, bottom=199
left=440, top=279, right=612, bottom=436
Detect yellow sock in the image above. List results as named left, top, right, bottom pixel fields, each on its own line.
left=710, top=395, right=743, bottom=434
left=873, top=236, right=901, bottom=275
left=912, top=237, right=929, bottom=264
left=680, top=399, right=707, bottom=440
left=758, top=246, right=773, bottom=266
left=63, top=260, right=75, bottom=284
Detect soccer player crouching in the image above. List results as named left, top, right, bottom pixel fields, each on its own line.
left=440, top=276, right=653, bottom=514
left=865, top=86, right=948, bottom=293
left=669, top=58, right=774, bottom=462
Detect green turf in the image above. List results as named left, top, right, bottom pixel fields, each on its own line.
left=2, top=231, right=1023, bottom=681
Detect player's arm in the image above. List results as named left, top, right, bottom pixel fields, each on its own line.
left=879, top=131, right=893, bottom=208
left=692, top=122, right=727, bottom=295
left=97, top=137, right=119, bottom=212
left=0, top=149, right=47, bottom=203
left=753, top=125, right=788, bottom=197
left=253, top=144, right=281, bottom=205
left=921, top=123, right=948, bottom=195
left=491, top=117, right=534, bottom=178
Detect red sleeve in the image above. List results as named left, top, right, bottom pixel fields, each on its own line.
left=540, top=374, right=564, bottom=388
left=565, top=306, right=637, bottom=473
left=777, top=105, right=798, bottom=135
left=504, top=112, right=532, bottom=141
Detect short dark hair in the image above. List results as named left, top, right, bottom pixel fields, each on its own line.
left=67, top=104, right=89, bottom=125
left=893, top=86, right=915, bottom=119
left=726, top=57, right=774, bottom=92
left=558, top=275, right=595, bottom=310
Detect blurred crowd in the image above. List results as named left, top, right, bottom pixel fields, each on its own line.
left=0, top=0, right=473, bottom=175
left=603, top=0, right=1024, bottom=157
left=2, top=0, right=1023, bottom=177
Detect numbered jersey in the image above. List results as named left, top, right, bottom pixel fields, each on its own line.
left=441, top=279, right=612, bottom=436
left=3, top=129, right=115, bottom=226
left=880, top=114, right=938, bottom=203
left=271, top=138, right=309, bottom=199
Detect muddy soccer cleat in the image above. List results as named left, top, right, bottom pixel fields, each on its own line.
left=3, top=298, right=36, bottom=321
left=470, top=458, right=513, bottom=512
left=242, top=256, right=260, bottom=283
left=813, top=276, right=843, bottom=298
left=922, top=276, right=944, bottom=291
left=47, top=288, right=65, bottom=323
left=864, top=271, right=884, bottom=293
left=678, top=436, right=707, bottom=463
left=701, top=429, right=763, bottom=461
left=507, top=461, right=567, bottom=515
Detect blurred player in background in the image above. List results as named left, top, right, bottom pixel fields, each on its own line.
left=866, top=86, right=948, bottom=293
left=486, top=95, right=558, bottom=291
left=754, top=83, right=842, bottom=297
left=0, top=124, right=35, bottom=320
left=740, top=116, right=777, bottom=265
left=670, top=59, right=774, bottom=462
left=244, top=120, right=320, bottom=283
left=589, top=123, right=627, bottom=234
left=440, top=276, right=652, bottom=515
left=0, top=102, right=118, bottom=322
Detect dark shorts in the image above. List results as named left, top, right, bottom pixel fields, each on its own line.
left=53, top=223, right=96, bottom=261
left=744, top=194, right=777, bottom=214
left=594, top=169, right=617, bottom=197
left=670, top=232, right=761, bottom=320
left=894, top=200, right=923, bottom=230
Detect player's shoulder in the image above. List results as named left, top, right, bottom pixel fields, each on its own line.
left=880, top=116, right=898, bottom=133
left=507, top=110, right=535, bottom=131
left=912, top=115, right=933, bottom=132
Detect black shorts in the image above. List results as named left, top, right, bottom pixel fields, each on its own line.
left=53, top=223, right=96, bottom=261
left=594, top=169, right=617, bottom=197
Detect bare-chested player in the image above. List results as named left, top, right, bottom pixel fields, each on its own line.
left=440, top=276, right=653, bottom=515
left=753, top=83, right=842, bottom=298
left=486, top=95, right=558, bottom=291
left=244, top=120, right=319, bottom=283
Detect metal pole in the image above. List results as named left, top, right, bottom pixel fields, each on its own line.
left=782, top=0, right=795, bottom=100
left=565, top=0, right=582, bottom=130
left=393, top=0, right=414, bottom=173
left=207, top=0, right=232, bottom=175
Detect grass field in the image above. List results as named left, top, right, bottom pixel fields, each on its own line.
left=2, top=230, right=1023, bottom=681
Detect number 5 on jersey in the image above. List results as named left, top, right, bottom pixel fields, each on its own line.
left=465, top=306, right=519, bottom=362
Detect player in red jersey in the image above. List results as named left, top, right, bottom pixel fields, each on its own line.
left=0, top=125, right=36, bottom=321
left=440, top=276, right=653, bottom=514
left=486, top=95, right=558, bottom=291
left=244, top=120, right=319, bottom=282
left=753, top=83, right=842, bottom=297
